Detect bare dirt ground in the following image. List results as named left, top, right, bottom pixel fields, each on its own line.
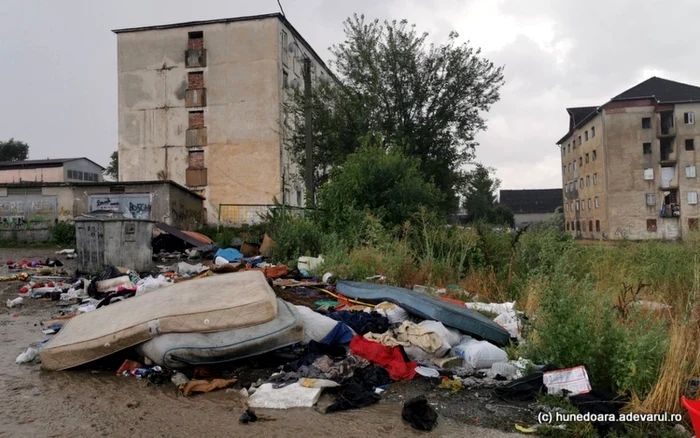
left=0, top=248, right=526, bottom=438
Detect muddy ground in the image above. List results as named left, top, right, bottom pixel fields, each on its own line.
left=0, top=248, right=531, bottom=438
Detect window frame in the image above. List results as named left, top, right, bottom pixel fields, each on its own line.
left=642, top=117, right=651, bottom=129
left=686, top=138, right=695, bottom=151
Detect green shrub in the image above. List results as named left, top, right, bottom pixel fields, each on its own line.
left=268, top=215, right=324, bottom=267
left=50, top=221, right=76, bottom=246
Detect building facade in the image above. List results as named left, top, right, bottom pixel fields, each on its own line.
left=499, top=189, right=562, bottom=229
left=559, top=77, right=700, bottom=240
left=0, top=158, right=105, bottom=184
left=113, top=13, right=331, bottom=224
left=0, top=180, right=203, bottom=242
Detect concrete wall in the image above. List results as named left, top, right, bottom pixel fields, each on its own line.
left=0, top=194, right=57, bottom=242
left=514, top=212, right=553, bottom=229
left=117, top=17, right=282, bottom=223
left=0, top=167, right=63, bottom=184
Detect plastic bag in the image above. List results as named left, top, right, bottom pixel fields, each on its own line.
left=493, top=312, right=521, bottom=339
left=295, top=305, right=350, bottom=344
left=136, top=275, right=172, bottom=296
left=16, top=347, right=38, bottom=364
left=418, top=320, right=461, bottom=348
left=453, top=337, right=508, bottom=369
left=371, top=302, right=409, bottom=324
left=248, top=383, right=322, bottom=409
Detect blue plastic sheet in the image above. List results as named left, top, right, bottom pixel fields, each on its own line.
left=215, top=248, right=243, bottom=262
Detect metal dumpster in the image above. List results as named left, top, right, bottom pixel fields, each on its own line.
left=75, top=212, right=154, bottom=273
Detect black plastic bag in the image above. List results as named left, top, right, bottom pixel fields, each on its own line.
left=325, top=380, right=380, bottom=413
left=402, top=396, right=438, bottom=431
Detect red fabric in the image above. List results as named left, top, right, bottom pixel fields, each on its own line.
left=349, top=335, right=417, bottom=381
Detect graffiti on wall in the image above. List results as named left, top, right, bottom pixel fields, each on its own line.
left=0, top=196, right=58, bottom=230
left=88, top=194, right=152, bottom=219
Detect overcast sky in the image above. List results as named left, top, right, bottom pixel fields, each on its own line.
left=2, top=0, right=699, bottom=190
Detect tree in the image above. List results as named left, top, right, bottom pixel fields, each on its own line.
left=286, top=15, right=505, bottom=214
left=0, top=138, right=29, bottom=162
left=318, top=136, right=442, bottom=228
left=105, top=150, right=118, bottom=180
left=463, top=164, right=514, bottom=227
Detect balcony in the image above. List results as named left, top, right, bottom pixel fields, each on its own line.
left=657, top=110, right=676, bottom=138
left=186, top=168, right=208, bottom=187
left=185, top=88, right=207, bottom=107
left=186, top=128, right=207, bottom=147
left=185, top=49, right=207, bottom=68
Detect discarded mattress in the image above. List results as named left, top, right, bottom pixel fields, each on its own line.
left=135, top=299, right=304, bottom=368
left=336, top=281, right=510, bottom=346
left=40, top=271, right=277, bottom=371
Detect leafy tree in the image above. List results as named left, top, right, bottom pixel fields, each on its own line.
left=463, top=164, right=514, bottom=227
left=318, top=136, right=442, bottom=228
left=105, top=150, right=119, bottom=180
left=0, top=138, right=29, bottom=162
left=286, top=15, right=504, bottom=214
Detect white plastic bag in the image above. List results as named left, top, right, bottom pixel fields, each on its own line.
left=453, top=337, right=508, bottom=369
left=493, top=312, right=521, bottom=339
left=465, top=301, right=515, bottom=315
left=16, top=347, right=38, bottom=364
left=418, top=320, right=461, bottom=348
left=248, top=383, right=322, bottom=409
left=295, top=305, right=353, bottom=344
left=6, top=297, right=23, bottom=308
left=371, top=302, right=409, bottom=324
left=136, top=275, right=172, bottom=296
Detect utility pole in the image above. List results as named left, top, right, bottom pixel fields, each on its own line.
left=303, top=57, right=314, bottom=207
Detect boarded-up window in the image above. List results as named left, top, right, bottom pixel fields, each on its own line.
left=690, top=218, right=699, bottom=231
left=644, top=168, right=654, bottom=180
left=686, top=165, right=697, bottom=178
left=588, top=198, right=592, bottom=209
left=589, top=221, right=593, bottom=232
left=647, top=219, right=657, bottom=232
left=188, top=31, right=204, bottom=50
left=188, top=151, right=204, bottom=170
left=593, top=173, right=598, bottom=185
left=596, top=220, right=600, bottom=232
left=595, top=197, right=599, bottom=208
left=188, top=72, right=204, bottom=89
left=688, top=191, right=698, bottom=205
left=189, top=111, right=204, bottom=129
left=646, top=193, right=656, bottom=206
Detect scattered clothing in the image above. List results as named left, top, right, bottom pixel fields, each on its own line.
left=307, top=340, right=347, bottom=359
left=353, top=365, right=391, bottom=389
left=402, top=395, right=438, bottom=431
left=364, top=321, right=444, bottom=354
left=214, top=248, right=243, bottom=262
left=320, top=322, right=355, bottom=345
left=274, top=354, right=370, bottom=385
left=183, top=378, right=238, bottom=396
left=349, top=335, right=417, bottom=381
left=328, top=311, right=390, bottom=335
left=325, top=380, right=381, bottom=413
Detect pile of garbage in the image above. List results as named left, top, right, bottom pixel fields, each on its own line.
left=7, top=237, right=617, bottom=433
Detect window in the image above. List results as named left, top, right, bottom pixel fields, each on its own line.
left=589, top=220, right=593, bottom=232
left=646, top=193, right=656, bottom=206
left=67, top=170, right=74, bottom=179
left=686, top=165, right=697, bottom=178
left=585, top=131, right=589, bottom=141
left=688, top=191, right=698, bottom=205
left=566, top=222, right=570, bottom=231
left=686, top=139, right=695, bottom=151
left=574, top=161, right=577, bottom=170
left=596, top=220, right=601, bottom=232
left=573, top=138, right=576, bottom=147
left=588, top=198, right=592, bottom=209
left=565, top=203, right=569, bottom=211
left=576, top=201, right=580, bottom=211
left=647, top=219, right=657, bottom=232
left=76, top=171, right=83, bottom=180
left=579, top=178, right=584, bottom=189
left=578, top=135, right=582, bottom=145
left=568, top=143, right=571, bottom=153
left=595, top=196, right=600, bottom=208
left=585, top=153, right=590, bottom=163
left=690, top=218, right=699, bottom=231
left=685, top=112, right=695, bottom=124
left=644, top=168, right=654, bottom=180
left=642, top=117, right=651, bottom=129
left=281, top=31, right=289, bottom=65
left=283, top=70, right=289, bottom=88
left=581, top=200, right=586, bottom=211
left=643, top=143, right=652, bottom=154
left=188, top=31, right=204, bottom=50
left=593, top=173, right=598, bottom=185
left=579, top=157, right=583, bottom=166
left=591, top=127, right=596, bottom=138
left=586, top=175, right=590, bottom=186
left=592, top=150, right=597, bottom=161
left=571, top=221, right=575, bottom=231
left=576, top=221, right=581, bottom=231
left=568, top=163, right=571, bottom=173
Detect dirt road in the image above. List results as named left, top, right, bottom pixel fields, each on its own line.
left=0, top=248, right=524, bottom=438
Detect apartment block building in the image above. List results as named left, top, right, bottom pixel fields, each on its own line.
left=558, top=77, right=700, bottom=240
left=113, top=13, right=331, bottom=224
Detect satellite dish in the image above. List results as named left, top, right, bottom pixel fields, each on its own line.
left=290, top=78, right=301, bottom=89
left=287, top=42, right=299, bottom=56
